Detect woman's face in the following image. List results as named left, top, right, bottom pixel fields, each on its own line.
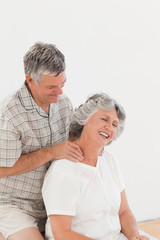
left=82, top=108, right=119, bottom=147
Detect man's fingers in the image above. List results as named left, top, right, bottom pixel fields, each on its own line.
left=53, top=141, right=84, bottom=162
left=66, top=149, right=84, bottom=162
left=64, top=142, right=84, bottom=161
left=67, top=142, right=83, bottom=155
left=65, top=155, right=80, bottom=163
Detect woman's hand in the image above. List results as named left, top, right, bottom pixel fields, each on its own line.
left=131, top=235, right=150, bottom=240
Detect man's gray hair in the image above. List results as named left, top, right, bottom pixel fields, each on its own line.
left=23, top=42, right=65, bottom=83
left=70, top=93, right=126, bottom=144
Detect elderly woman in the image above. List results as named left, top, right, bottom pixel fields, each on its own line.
left=42, top=93, right=156, bottom=240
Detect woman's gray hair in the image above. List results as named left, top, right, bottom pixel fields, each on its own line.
left=23, top=42, right=65, bottom=83
left=70, top=93, right=126, bottom=144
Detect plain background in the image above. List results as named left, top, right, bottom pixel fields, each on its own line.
left=0, top=0, right=160, bottom=222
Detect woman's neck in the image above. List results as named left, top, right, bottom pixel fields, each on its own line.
left=74, top=138, right=102, bottom=167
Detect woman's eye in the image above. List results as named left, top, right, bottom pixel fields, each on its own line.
left=101, top=118, right=108, bottom=122
left=113, top=123, right=118, bottom=128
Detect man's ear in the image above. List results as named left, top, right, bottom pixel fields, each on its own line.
left=25, top=74, right=32, bottom=85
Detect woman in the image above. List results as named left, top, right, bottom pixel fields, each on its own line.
left=42, top=93, right=156, bottom=240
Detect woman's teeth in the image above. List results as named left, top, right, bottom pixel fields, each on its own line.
left=99, top=132, right=109, bottom=138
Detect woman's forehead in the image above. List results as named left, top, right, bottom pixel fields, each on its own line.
left=94, top=109, right=119, bottom=120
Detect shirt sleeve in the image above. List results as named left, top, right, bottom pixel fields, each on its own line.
left=0, top=117, right=22, bottom=167
left=42, top=168, right=80, bottom=217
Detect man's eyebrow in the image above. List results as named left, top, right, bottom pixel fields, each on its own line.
left=46, top=84, right=57, bottom=88
left=46, top=79, right=67, bottom=88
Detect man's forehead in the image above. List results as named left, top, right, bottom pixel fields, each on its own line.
left=40, top=72, right=66, bottom=83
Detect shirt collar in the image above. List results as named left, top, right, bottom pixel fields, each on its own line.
left=18, top=83, right=50, bottom=117
left=18, top=83, right=36, bottom=110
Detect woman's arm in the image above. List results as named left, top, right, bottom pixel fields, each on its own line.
left=49, top=215, right=93, bottom=240
left=119, top=190, right=149, bottom=240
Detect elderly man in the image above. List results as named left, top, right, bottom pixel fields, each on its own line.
left=0, top=42, right=83, bottom=240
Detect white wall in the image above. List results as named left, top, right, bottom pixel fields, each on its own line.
left=0, top=0, right=160, bottom=222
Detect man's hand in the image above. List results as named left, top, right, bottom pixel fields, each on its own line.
left=51, top=141, right=84, bottom=162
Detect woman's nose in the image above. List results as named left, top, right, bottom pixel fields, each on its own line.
left=105, top=121, right=112, bottom=130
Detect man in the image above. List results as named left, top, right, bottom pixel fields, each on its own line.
left=0, top=42, right=83, bottom=240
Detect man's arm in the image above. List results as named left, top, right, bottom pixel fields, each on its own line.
left=0, top=141, right=84, bottom=178
left=49, top=215, right=93, bottom=240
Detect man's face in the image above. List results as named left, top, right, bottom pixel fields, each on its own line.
left=28, top=71, right=66, bottom=106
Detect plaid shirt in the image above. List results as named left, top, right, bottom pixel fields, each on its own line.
left=0, top=84, right=72, bottom=212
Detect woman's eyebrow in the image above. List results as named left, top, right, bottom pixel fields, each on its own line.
left=101, top=114, right=109, bottom=118
left=102, top=114, right=119, bottom=122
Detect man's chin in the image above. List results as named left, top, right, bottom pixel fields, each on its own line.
left=49, top=96, right=59, bottom=103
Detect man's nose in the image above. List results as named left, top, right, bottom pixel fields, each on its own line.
left=57, top=86, right=63, bottom=95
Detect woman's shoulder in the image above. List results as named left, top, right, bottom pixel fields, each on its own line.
left=102, top=149, right=116, bottom=161
left=47, top=158, right=75, bottom=171
left=45, top=159, right=83, bottom=180
left=101, top=149, right=120, bottom=171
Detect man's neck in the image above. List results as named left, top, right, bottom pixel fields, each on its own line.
left=41, top=104, right=50, bottom=115
left=25, top=82, right=50, bottom=115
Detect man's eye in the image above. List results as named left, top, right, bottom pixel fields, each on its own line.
left=48, top=86, right=56, bottom=89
